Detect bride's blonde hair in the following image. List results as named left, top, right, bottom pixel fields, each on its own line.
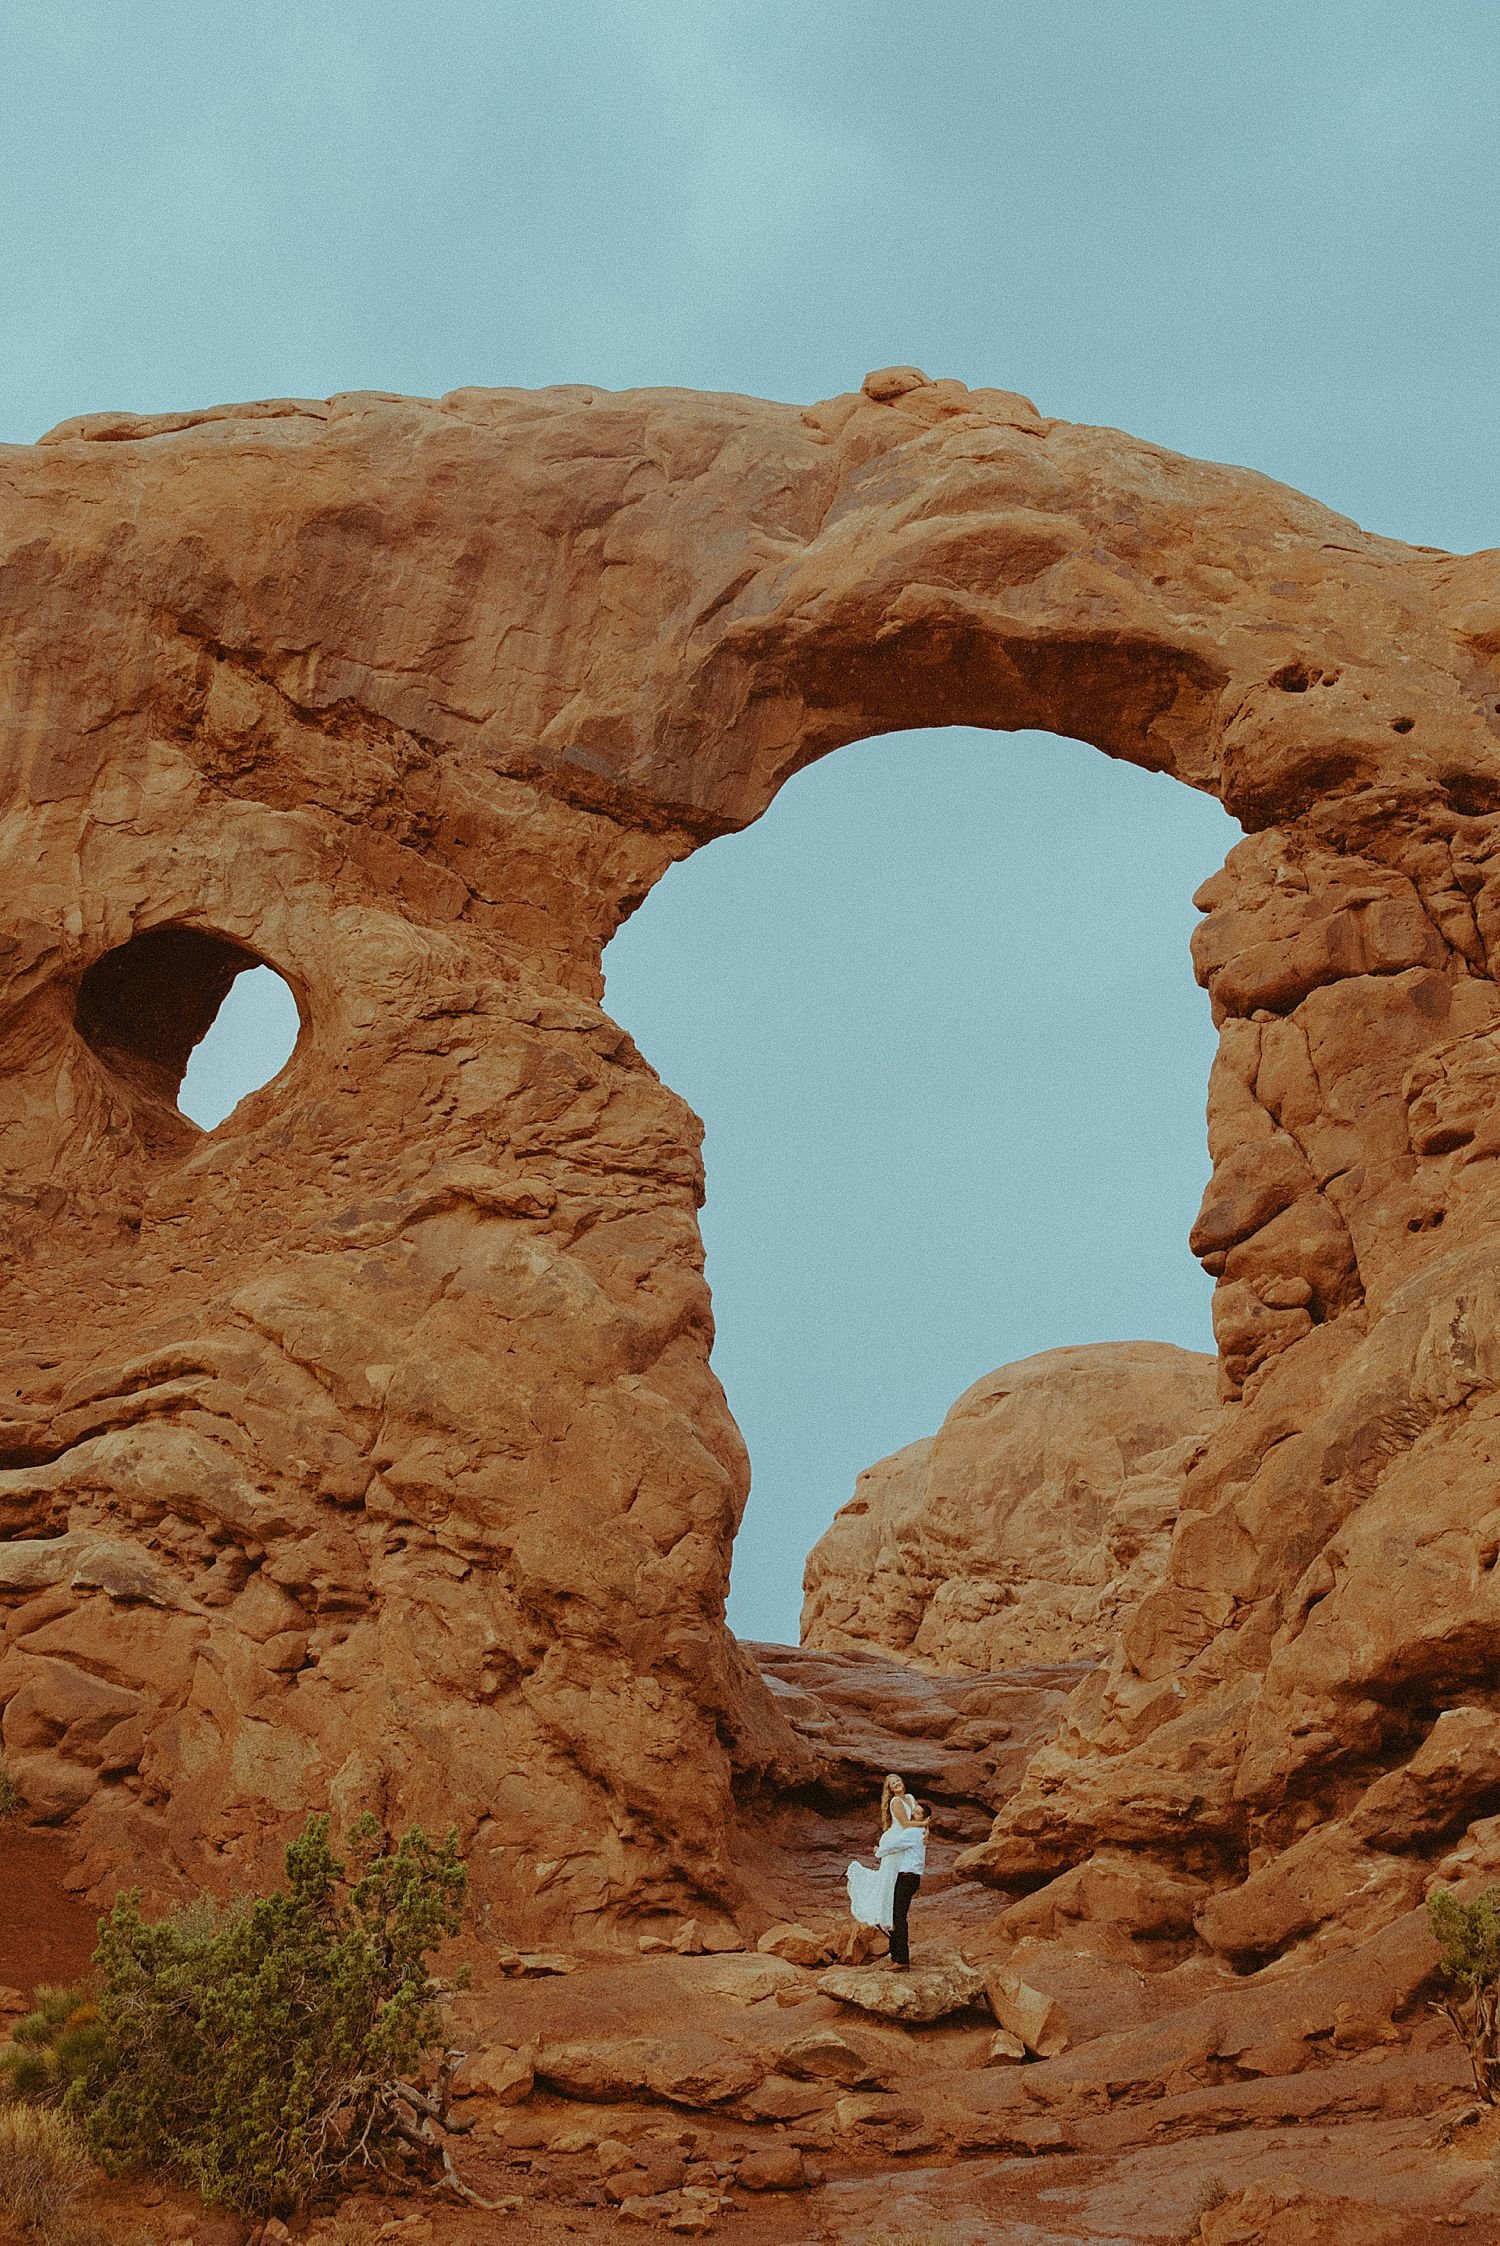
left=880, top=1773, right=904, bottom=1831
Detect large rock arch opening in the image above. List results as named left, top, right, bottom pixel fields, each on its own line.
left=602, top=720, right=1234, bottom=1642
left=1, top=371, right=1499, bottom=1970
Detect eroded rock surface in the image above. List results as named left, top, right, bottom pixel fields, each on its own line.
left=801, top=1341, right=1219, bottom=1669
left=4, top=1697, right=1500, bottom=2243
left=3, top=368, right=1500, bottom=1962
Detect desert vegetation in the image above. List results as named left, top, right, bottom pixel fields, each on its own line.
left=1429, top=1883, right=1500, bottom=2103
left=0, top=2102, right=91, bottom=2237
left=0, top=1985, right=103, bottom=2107
left=0, top=1815, right=474, bottom=2224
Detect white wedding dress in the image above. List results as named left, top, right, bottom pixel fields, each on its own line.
left=846, top=1812, right=927, bottom=1931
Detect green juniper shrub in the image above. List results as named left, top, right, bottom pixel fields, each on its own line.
left=1429, top=1883, right=1500, bottom=2102
left=77, top=1812, right=472, bottom=2216
left=0, top=1985, right=107, bottom=2105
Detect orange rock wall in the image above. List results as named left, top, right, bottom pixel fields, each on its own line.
left=2, top=369, right=1500, bottom=1948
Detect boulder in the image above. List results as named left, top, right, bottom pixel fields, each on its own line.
left=627, top=2150, right=688, bottom=2196
left=755, top=1922, right=827, bottom=1966
left=984, top=1970, right=1070, bottom=2058
left=457, top=2042, right=534, bottom=2104
left=818, top=1950, right=988, bottom=2024
left=664, top=2190, right=722, bottom=2236
left=834, top=1920, right=889, bottom=1966
left=617, top=2195, right=677, bottom=2227
left=736, top=2144, right=812, bottom=2191
left=604, top=2169, right=656, bottom=2205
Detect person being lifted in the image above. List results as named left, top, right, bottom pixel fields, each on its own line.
left=846, top=1772, right=929, bottom=1969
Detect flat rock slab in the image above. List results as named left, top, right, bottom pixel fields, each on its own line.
left=819, top=1952, right=988, bottom=2023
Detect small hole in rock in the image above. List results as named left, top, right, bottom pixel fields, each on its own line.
left=1391, top=716, right=1415, bottom=734
left=1269, top=661, right=1316, bottom=693
left=75, top=928, right=301, bottom=1134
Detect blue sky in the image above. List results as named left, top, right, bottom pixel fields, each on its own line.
left=5, top=2, right=1496, bottom=1636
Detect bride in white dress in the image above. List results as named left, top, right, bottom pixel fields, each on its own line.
left=846, top=1772, right=929, bottom=1967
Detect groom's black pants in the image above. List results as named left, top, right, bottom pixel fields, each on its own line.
left=890, top=1871, right=921, bottom=1966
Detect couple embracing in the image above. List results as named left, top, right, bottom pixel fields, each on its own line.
left=845, top=1772, right=928, bottom=1968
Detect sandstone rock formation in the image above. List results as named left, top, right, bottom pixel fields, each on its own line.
left=3, top=367, right=1500, bottom=1964
left=818, top=1949, right=988, bottom=2024
left=751, top=1639, right=1080, bottom=1816
left=800, top=1341, right=1219, bottom=1670
left=4, top=1736, right=1498, bottom=2242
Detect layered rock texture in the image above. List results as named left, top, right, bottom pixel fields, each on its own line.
left=800, top=1342, right=1219, bottom=1671
left=4, top=367, right=1500, bottom=1962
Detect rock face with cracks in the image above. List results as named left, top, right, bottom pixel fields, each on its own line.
left=3, top=367, right=1500, bottom=1956
left=800, top=1341, right=1220, bottom=1670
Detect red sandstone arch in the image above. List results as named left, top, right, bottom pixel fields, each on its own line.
left=1, top=371, right=1500, bottom=1963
